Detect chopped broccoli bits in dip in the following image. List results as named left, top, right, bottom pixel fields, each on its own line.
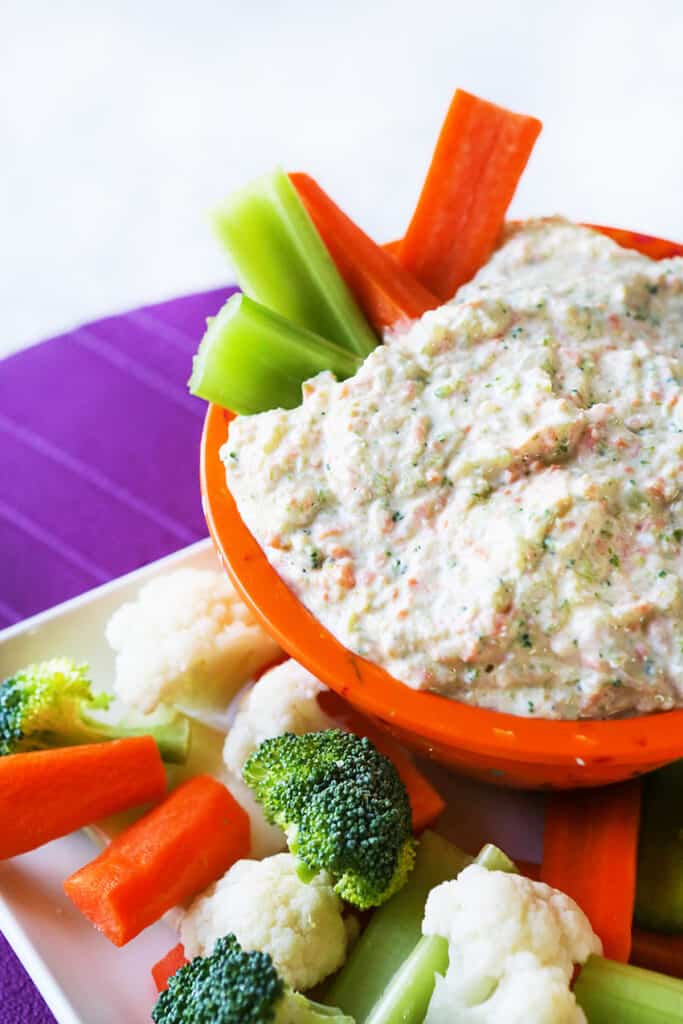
left=225, top=219, right=683, bottom=719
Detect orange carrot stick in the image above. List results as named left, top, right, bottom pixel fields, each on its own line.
left=290, top=172, right=439, bottom=332
left=398, top=89, right=541, bottom=300
left=631, top=928, right=683, bottom=980
left=317, top=690, right=445, bottom=832
left=0, top=737, right=166, bottom=859
left=541, top=781, right=641, bottom=962
left=152, top=943, right=188, bottom=992
left=64, top=774, right=250, bottom=946
left=382, top=240, right=402, bottom=258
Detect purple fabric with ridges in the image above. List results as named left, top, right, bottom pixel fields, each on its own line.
left=0, top=286, right=234, bottom=1021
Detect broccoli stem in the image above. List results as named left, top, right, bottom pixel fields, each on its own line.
left=189, top=293, right=361, bottom=414
left=349, top=843, right=517, bottom=1024
left=574, top=955, right=683, bottom=1023
left=635, top=760, right=683, bottom=932
left=72, top=709, right=190, bottom=764
left=325, top=831, right=472, bottom=1022
left=213, top=168, right=378, bottom=358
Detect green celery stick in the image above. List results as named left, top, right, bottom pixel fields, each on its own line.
left=213, top=168, right=378, bottom=358
left=189, top=293, right=362, bottom=415
left=575, top=956, right=683, bottom=1023
left=365, top=935, right=449, bottom=1024
left=325, top=831, right=472, bottom=1021
left=635, top=761, right=683, bottom=931
left=474, top=843, right=518, bottom=873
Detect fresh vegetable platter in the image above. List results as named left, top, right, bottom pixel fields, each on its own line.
left=3, top=88, right=683, bottom=1024
left=0, top=540, right=544, bottom=1023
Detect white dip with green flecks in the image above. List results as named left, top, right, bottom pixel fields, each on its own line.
left=224, top=219, right=683, bottom=719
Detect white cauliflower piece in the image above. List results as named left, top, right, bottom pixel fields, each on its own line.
left=105, top=568, right=281, bottom=713
left=223, top=659, right=336, bottom=774
left=423, top=864, right=602, bottom=1023
left=180, top=853, right=351, bottom=991
left=426, top=954, right=585, bottom=1024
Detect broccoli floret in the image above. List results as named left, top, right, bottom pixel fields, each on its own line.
left=0, top=658, right=190, bottom=763
left=152, top=934, right=355, bottom=1024
left=242, top=729, right=416, bottom=909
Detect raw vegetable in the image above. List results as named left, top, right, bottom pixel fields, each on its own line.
left=152, top=933, right=353, bottom=1024
left=518, top=860, right=683, bottom=979
left=0, top=658, right=189, bottom=763
left=242, top=729, right=416, bottom=909
left=361, top=845, right=520, bottom=1024
left=153, top=944, right=188, bottom=993
left=0, top=736, right=166, bottom=859
left=420, top=861, right=600, bottom=1024
left=316, top=690, right=445, bottom=832
left=398, top=89, right=542, bottom=299
left=64, top=774, right=250, bottom=945
left=189, top=293, right=361, bottom=415
left=290, top=172, right=439, bottom=331
left=541, top=780, right=641, bottom=962
left=631, top=928, right=683, bottom=981
left=213, top=168, right=377, bottom=357
left=635, top=761, right=683, bottom=932
left=180, top=853, right=352, bottom=991
left=326, top=830, right=471, bottom=1021
left=575, top=955, right=683, bottom=1023
left=106, top=567, right=281, bottom=715
left=364, top=934, right=448, bottom=1024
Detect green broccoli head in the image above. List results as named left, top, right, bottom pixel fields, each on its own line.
left=152, top=934, right=354, bottom=1024
left=242, top=729, right=416, bottom=909
left=0, top=658, right=189, bottom=763
left=0, top=659, right=108, bottom=756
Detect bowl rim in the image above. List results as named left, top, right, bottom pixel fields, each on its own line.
left=200, top=224, right=683, bottom=770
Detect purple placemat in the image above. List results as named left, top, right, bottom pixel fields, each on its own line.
left=0, top=285, right=235, bottom=1022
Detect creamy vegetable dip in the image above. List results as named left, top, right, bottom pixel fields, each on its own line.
left=224, top=219, right=683, bottom=718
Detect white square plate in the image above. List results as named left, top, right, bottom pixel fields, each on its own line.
left=0, top=538, right=544, bottom=1024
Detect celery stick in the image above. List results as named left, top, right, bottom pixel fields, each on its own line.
left=575, top=955, right=683, bottom=1023
left=474, top=843, right=518, bottom=873
left=635, top=761, right=683, bottom=932
left=213, top=169, right=378, bottom=358
left=189, top=293, right=361, bottom=414
left=365, top=935, right=449, bottom=1024
left=326, top=831, right=472, bottom=1022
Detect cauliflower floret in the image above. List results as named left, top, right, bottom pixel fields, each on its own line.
left=180, top=853, right=351, bottom=991
left=105, top=568, right=281, bottom=713
left=423, top=864, right=602, bottom=1023
left=223, top=659, right=336, bottom=774
left=426, top=953, right=585, bottom=1024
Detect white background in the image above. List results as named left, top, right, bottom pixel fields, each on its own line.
left=2, top=0, right=683, bottom=357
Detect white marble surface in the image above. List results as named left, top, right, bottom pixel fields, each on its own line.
left=3, top=0, right=683, bottom=357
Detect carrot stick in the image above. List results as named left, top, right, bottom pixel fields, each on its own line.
left=316, top=691, right=445, bottom=832
left=152, top=943, right=188, bottom=992
left=541, top=781, right=641, bottom=962
left=631, top=928, right=683, bottom=980
left=64, top=774, right=250, bottom=946
left=0, top=737, right=166, bottom=859
left=382, top=240, right=402, bottom=258
left=398, top=89, right=541, bottom=300
left=290, top=172, right=439, bottom=332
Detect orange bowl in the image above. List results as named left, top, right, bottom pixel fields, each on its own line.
left=201, top=226, right=683, bottom=789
